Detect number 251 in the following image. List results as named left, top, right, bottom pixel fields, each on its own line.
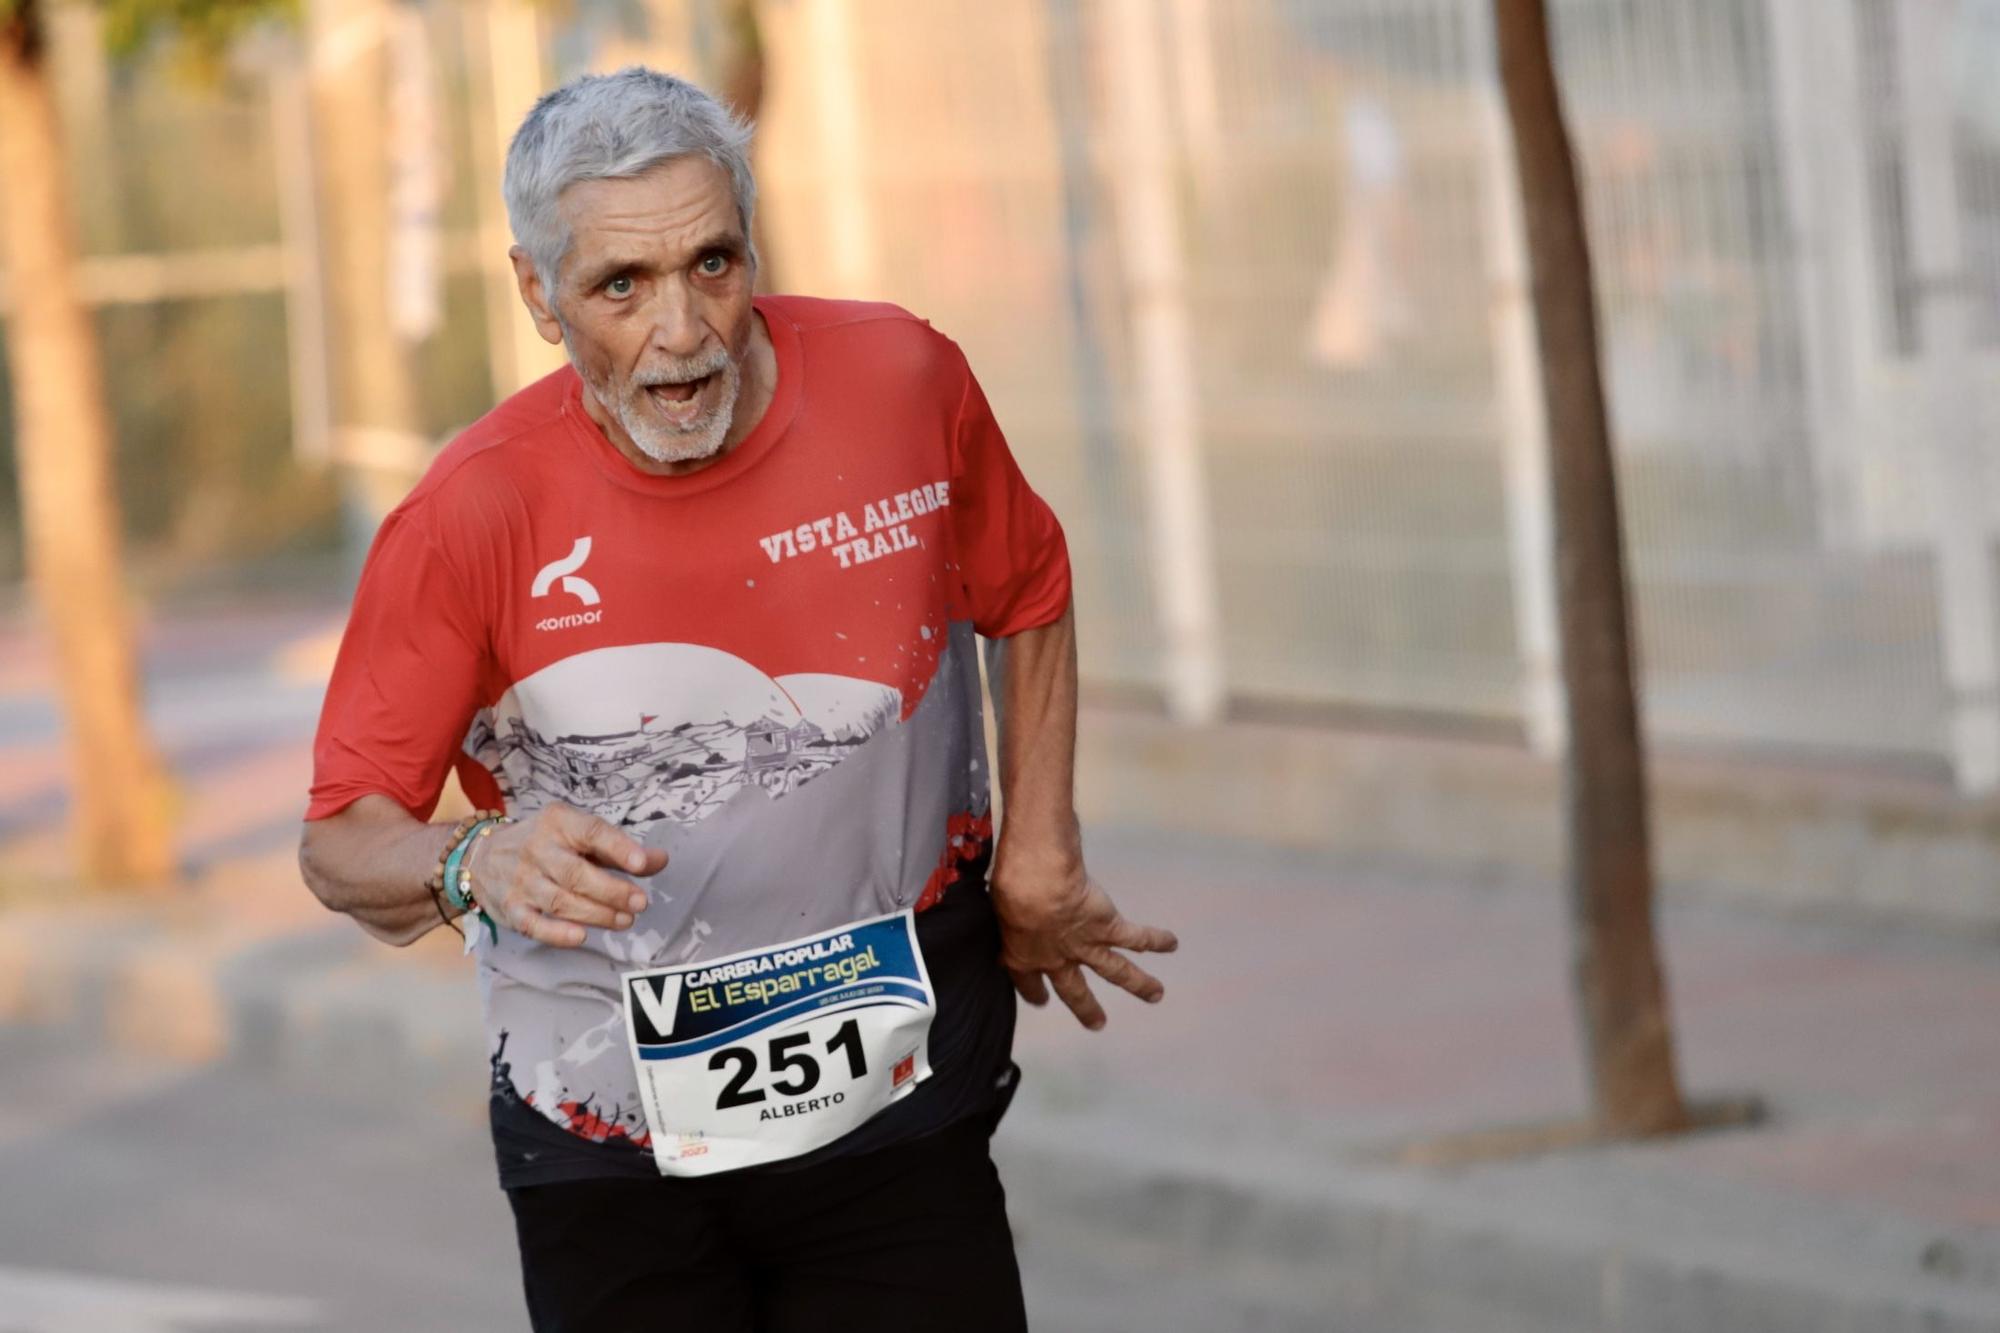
left=709, top=1019, right=867, bottom=1109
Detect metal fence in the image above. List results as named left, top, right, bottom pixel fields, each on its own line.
left=764, top=0, right=1996, bottom=779
left=6, top=0, right=2000, bottom=785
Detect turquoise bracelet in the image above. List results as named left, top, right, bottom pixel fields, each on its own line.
left=442, top=816, right=508, bottom=914
left=438, top=827, right=479, bottom=910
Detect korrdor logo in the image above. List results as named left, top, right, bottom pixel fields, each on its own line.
left=533, top=536, right=601, bottom=606
left=535, top=609, right=602, bottom=632
left=532, top=536, right=601, bottom=631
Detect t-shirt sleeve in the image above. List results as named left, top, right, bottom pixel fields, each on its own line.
left=305, top=506, right=490, bottom=822
left=946, top=351, right=1073, bottom=637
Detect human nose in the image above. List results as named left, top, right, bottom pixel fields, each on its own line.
left=645, top=278, right=708, bottom=360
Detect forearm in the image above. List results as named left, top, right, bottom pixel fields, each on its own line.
left=992, top=602, right=1083, bottom=876
left=985, top=600, right=1175, bottom=1027
left=298, top=794, right=464, bottom=947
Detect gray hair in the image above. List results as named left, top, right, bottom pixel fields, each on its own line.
left=503, top=67, right=757, bottom=294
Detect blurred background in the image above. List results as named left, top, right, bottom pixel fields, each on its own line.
left=4, top=1, right=2000, bottom=1330
left=9, top=0, right=2000, bottom=766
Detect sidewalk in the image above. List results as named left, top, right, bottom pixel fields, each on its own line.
left=4, top=604, right=2000, bottom=1330
left=1000, top=827, right=2000, bottom=1331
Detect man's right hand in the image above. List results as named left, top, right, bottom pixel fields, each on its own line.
left=470, top=803, right=668, bottom=948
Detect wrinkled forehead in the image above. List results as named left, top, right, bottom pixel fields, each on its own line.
left=556, top=156, right=745, bottom=278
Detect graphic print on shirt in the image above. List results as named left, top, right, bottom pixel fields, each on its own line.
left=470, top=624, right=994, bottom=1157
left=465, top=642, right=903, bottom=827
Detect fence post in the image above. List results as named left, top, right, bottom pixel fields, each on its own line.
left=801, top=0, right=876, bottom=299
left=1100, top=0, right=1226, bottom=724
left=469, top=0, right=564, bottom=398
left=271, top=47, right=334, bottom=466
left=1762, top=0, right=1862, bottom=541
left=1477, top=70, right=1564, bottom=758
left=1900, top=0, right=1999, bottom=792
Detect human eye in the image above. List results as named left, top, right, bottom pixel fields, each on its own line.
left=603, top=273, right=636, bottom=298
left=697, top=252, right=731, bottom=278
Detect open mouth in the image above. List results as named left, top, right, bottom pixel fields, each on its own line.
left=645, top=374, right=713, bottom=425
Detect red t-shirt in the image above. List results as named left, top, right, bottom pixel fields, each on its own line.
left=306, top=295, right=1069, bottom=1181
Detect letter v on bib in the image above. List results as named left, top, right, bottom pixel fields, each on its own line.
left=631, top=973, right=683, bottom=1039
left=532, top=537, right=602, bottom=606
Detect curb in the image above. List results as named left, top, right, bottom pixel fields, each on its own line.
left=220, top=927, right=488, bottom=1090
left=996, top=1101, right=2000, bottom=1333
left=0, top=908, right=486, bottom=1084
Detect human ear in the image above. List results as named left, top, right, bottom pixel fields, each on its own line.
left=509, top=246, right=567, bottom=346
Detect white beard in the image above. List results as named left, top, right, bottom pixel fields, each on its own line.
left=570, top=341, right=741, bottom=465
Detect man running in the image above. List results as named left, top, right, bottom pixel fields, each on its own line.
left=297, top=67, right=1175, bottom=1332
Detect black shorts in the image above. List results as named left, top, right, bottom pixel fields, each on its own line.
left=505, top=1116, right=1027, bottom=1333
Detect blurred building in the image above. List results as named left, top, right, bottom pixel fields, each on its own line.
left=3, top=0, right=1999, bottom=787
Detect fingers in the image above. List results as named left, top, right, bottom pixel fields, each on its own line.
left=551, top=804, right=667, bottom=876
left=1048, top=965, right=1106, bottom=1031
left=1083, top=945, right=1166, bottom=1004
left=487, top=874, right=629, bottom=949
left=1010, top=967, right=1051, bottom=1007
left=530, top=840, right=650, bottom=917
left=542, top=886, right=633, bottom=932
left=496, top=897, right=588, bottom=949
left=473, top=806, right=657, bottom=946
left=1106, top=915, right=1178, bottom=955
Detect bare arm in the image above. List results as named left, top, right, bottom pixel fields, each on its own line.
left=299, top=795, right=667, bottom=949
left=989, top=602, right=1178, bottom=1028
left=297, top=796, right=467, bottom=946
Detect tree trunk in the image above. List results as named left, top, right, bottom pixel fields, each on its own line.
left=1492, top=0, right=1687, bottom=1136
left=0, top=1, right=176, bottom=889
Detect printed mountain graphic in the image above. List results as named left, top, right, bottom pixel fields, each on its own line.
left=465, top=643, right=902, bottom=826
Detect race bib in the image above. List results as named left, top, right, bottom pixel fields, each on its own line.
left=621, top=911, right=936, bottom=1177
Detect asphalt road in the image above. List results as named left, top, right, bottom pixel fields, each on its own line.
left=0, top=1028, right=1276, bottom=1333
left=0, top=1028, right=523, bottom=1333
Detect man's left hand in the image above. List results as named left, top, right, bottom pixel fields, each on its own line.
left=992, top=863, right=1177, bottom=1030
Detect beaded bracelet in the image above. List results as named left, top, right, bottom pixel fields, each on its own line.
left=458, top=820, right=509, bottom=950
left=445, top=816, right=513, bottom=914
left=425, top=808, right=505, bottom=938
left=427, top=808, right=505, bottom=894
